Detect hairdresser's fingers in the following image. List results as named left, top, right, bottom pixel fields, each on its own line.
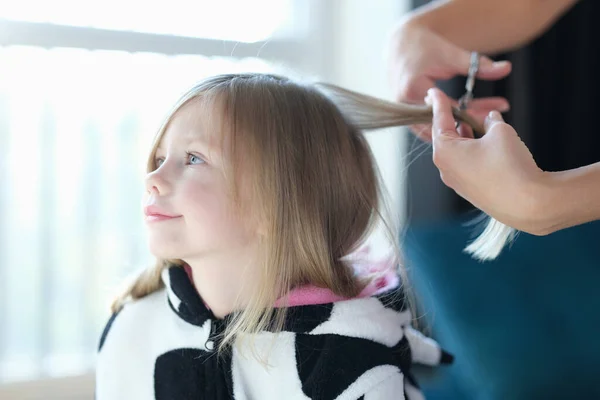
left=395, top=74, right=436, bottom=104
left=427, top=88, right=460, bottom=140
left=401, top=78, right=436, bottom=141
left=484, top=110, right=511, bottom=133
left=467, top=109, right=504, bottom=122
left=448, top=49, right=512, bottom=81
left=457, top=123, right=474, bottom=139
left=411, top=120, right=476, bottom=141
left=409, top=124, right=433, bottom=142
left=465, top=97, right=510, bottom=113
left=447, top=97, right=509, bottom=136
left=446, top=97, right=510, bottom=112
left=448, top=97, right=509, bottom=118
left=476, top=57, right=512, bottom=81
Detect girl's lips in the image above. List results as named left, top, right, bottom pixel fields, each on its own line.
left=143, top=205, right=182, bottom=222
left=145, top=214, right=182, bottom=222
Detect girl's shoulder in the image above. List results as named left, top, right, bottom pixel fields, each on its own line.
left=249, top=288, right=451, bottom=399
left=97, top=288, right=168, bottom=353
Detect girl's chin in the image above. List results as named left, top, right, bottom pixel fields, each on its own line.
left=148, top=244, right=182, bottom=260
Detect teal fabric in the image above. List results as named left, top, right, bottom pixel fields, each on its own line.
left=403, top=218, right=600, bottom=400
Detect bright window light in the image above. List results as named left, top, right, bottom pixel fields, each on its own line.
left=0, top=0, right=293, bottom=42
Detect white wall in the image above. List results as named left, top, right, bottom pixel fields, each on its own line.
left=318, top=0, right=411, bottom=250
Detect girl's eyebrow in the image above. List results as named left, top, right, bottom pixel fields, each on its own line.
left=188, top=137, right=213, bottom=148
left=155, top=135, right=214, bottom=153
left=187, top=137, right=219, bottom=156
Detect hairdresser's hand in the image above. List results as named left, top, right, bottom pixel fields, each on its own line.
left=427, top=88, right=552, bottom=236
left=388, top=19, right=512, bottom=141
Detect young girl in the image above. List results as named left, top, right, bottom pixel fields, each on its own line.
left=95, top=73, right=486, bottom=399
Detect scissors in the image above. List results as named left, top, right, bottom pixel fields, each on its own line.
left=458, top=52, right=479, bottom=111
left=456, top=52, right=484, bottom=138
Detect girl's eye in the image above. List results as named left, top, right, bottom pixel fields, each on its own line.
left=155, top=158, right=165, bottom=168
left=187, top=153, right=206, bottom=165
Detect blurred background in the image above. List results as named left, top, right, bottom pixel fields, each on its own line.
left=0, top=0, right=409, bottom=398
left=2, top=0, right=600, bottom=399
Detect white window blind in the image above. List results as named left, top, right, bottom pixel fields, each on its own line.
left=0, top=0, right=297, bottom=43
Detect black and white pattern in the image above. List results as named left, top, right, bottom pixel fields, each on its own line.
left=96, top=266, right=452, bottom=399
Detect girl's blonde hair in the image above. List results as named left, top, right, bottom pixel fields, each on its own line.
left=111, top=73, right=511, bottom=350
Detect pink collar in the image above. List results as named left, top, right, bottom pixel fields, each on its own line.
left=274, top=268, right=399, bottom=307
left=183, top=253, right=399, bottom=309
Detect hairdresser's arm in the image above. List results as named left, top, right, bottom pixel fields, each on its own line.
left=388, top=0, right=578, bottom=140
left=406, top=0, right=579, bottom=54
left=542, top=163, right=600, bottom=234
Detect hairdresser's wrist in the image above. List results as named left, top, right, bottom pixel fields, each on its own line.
left=535, top=164, right=600, bottom=235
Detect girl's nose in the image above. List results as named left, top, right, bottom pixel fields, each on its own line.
left=145, top=168, right=171, bottom=196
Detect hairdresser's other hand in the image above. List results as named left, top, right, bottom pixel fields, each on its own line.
left=427, top=88, right=551, bottom=235
left=388, top=19, right=512, bottom=141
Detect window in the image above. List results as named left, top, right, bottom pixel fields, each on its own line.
left=0, top=0, right=313, bottom=388
left=0, top=0, right=298, bottom=42
left=0, top=46, right=280, bottom=385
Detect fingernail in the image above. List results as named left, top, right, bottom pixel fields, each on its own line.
left=492, top=61, right=510, bottom=68
left=489, top=110, right=503, bottom=120
left=424, top=93, right=432, bottom=105
left=485, top=110, right=503, bottom=127
left=499, top=103, right=510, bottom=112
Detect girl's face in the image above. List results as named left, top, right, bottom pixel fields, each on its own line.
left=143, top=99, right=256, bottom=261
